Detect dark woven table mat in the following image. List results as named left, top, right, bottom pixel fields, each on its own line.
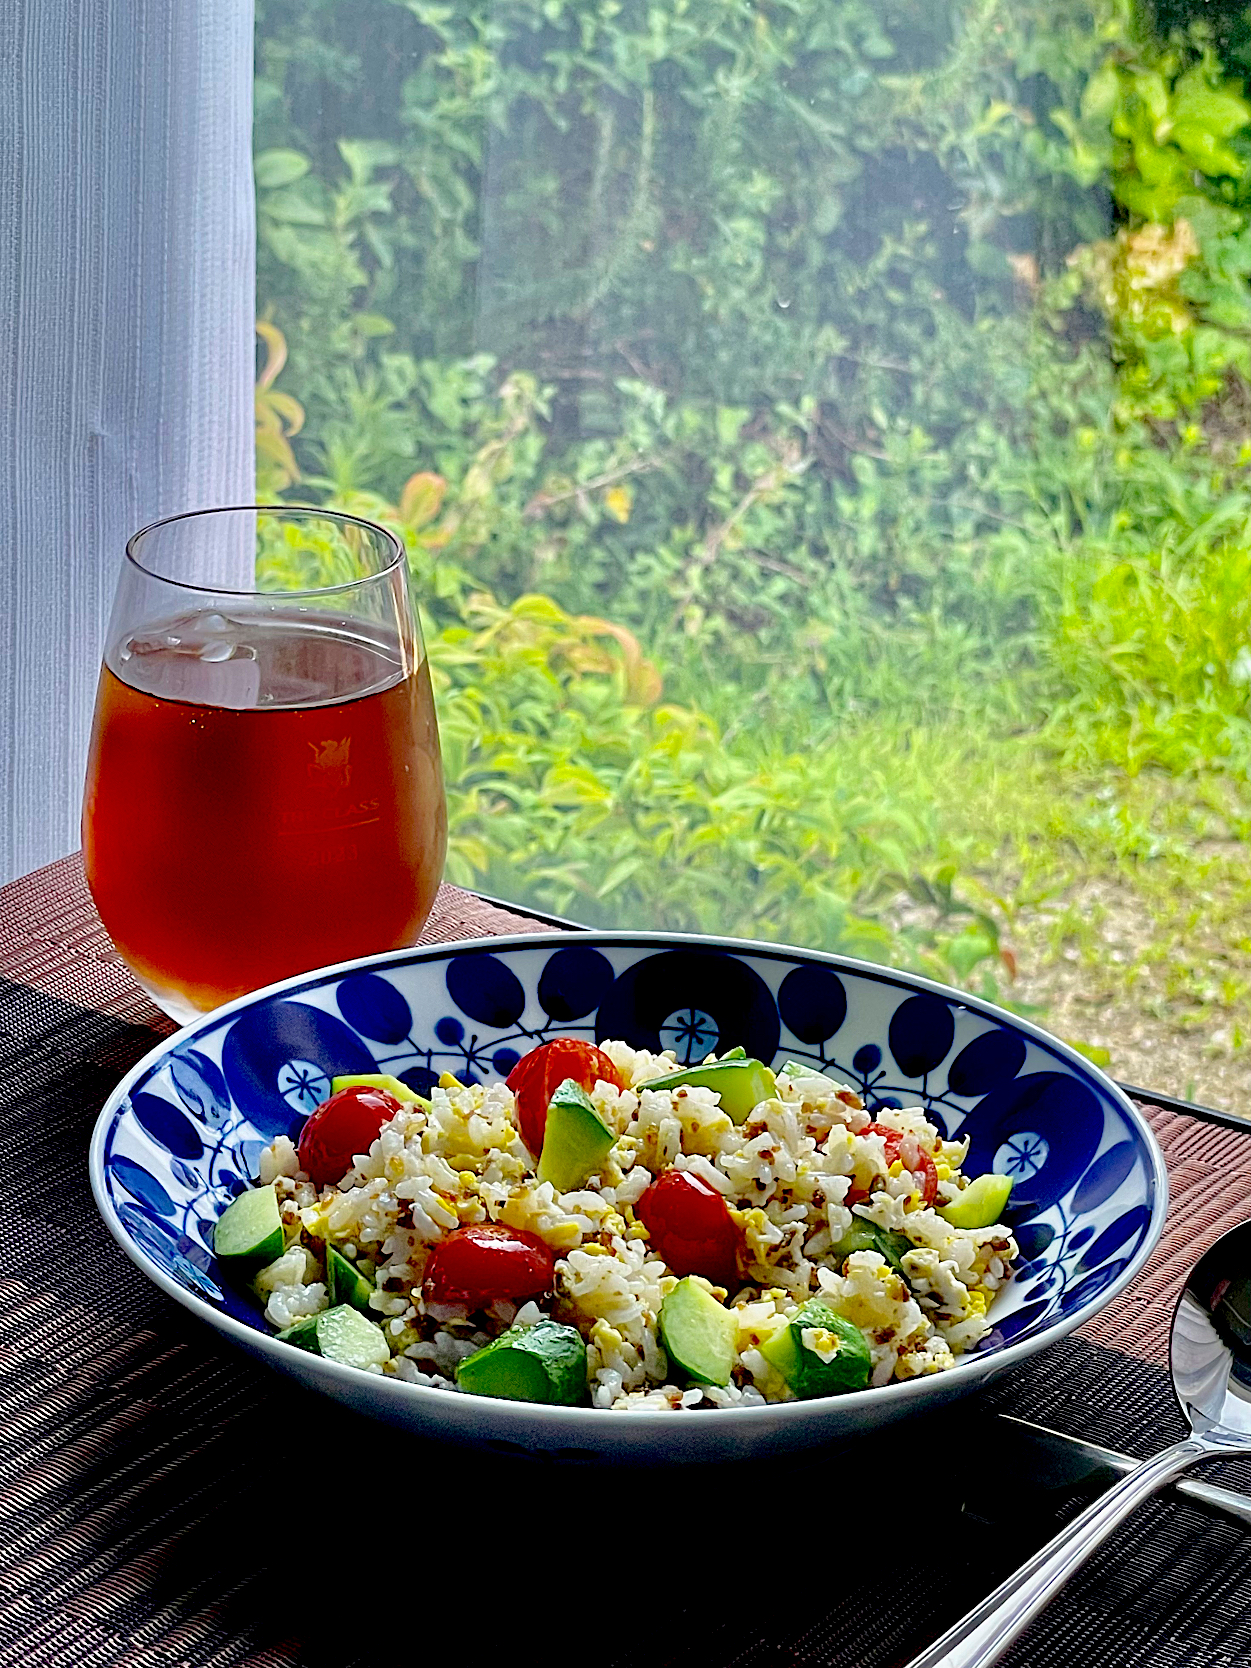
left=2, top=855, right=1251, bottom=1667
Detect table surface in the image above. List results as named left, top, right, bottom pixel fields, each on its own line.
left=3, top=854, right=1251, bottom=1667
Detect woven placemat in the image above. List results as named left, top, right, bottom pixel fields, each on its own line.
left=1, top=856, right=1250, bottom=1667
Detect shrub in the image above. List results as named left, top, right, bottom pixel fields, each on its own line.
left=252, top=0, right=1251, bottom=994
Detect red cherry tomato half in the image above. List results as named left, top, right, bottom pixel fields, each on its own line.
left=423, top=1223, right=556, bottom=1310
left=636, top=1168, right=741, bottom=1289
left=297, top=1085, right=402, bottom=1188
left=862, top=1120, right=905, bottom=1161
left=846, top=1121, right=937, bottom=1206
left=506, top=1037, right=624, bottom=1154
left=913, top=1150, right=939, bottom=1207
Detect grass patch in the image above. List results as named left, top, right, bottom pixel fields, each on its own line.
left=923, top=739, right=1251, bottom=1107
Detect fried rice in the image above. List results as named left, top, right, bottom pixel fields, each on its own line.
left=249, top=1041, right=1016, bottom=1409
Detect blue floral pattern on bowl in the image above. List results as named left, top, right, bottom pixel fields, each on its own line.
left=90, top=932, right=1168, bottom=1458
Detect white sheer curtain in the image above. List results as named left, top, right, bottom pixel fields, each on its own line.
left=0, top=1, right=255, bottom=884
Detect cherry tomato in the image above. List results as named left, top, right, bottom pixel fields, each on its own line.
left=423, top=1223, right=556, bottom=1310
left=912, top=1150, right=939, bottom=1207
left=506, top=1037, right=624, bottom=1154
left=846, top=1122, right=898, bottom=1204
left=846, top=1121, right=937, bottom=1206
left=866, top=1120, right=904, bottom=1154
left=298, top=1085, right=402, bottom=1188
left=636, top=1168, right=741, bottom=1288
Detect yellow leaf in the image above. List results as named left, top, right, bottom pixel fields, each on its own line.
left=972, top=100, right=1014, bottom=138
left=604, top=484, right=633, bottom=523
left=255, top=321, right=288, bottom=392
left=398, top=471, right=447, bottom=529
left=261, top=390, right=304, bottom=436
left=577, top=615, right=664, bottom=706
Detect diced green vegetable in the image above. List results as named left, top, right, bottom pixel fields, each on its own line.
left=759, top=1299, right=871, bottom=1398
left=276, top=1304, right=390, bottom=1369
left=455, top=1319, right=588, bottom=1405
left=639, top=1058, right=778, bottom=1125
left=658, top=1276, right=738, bottom=1386
left=326, top=1243, right=374, bottom=1312
left=213, top=1182, right=284, bottom=1264
left=537, top=1078, right=615, bottom=1193
left=829, top=1217, right=913, bottom=1273
left=939, top=1172, right=1013, bottom=1229
left=331, top=1073, right=429, bottom=1106
left=272, top=1312, right=321, bottom=1349
left=780, top=1059, right=836, bottom=1083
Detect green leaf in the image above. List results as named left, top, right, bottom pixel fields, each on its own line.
left=943, top=928, right=998, bottom=979
left=715, top=406, right=750, bottom=448
left=254, top=149, right=310, bottom=190
left=1067, top=1040, right=1113, bottom=1069
left=1171, top=71, right=1251, bottom=141
left=338, top=139, right=400, bottom=184
left=354, top=313, right=396, bottom=338
left=1170, top=122, right=1245, bottom=179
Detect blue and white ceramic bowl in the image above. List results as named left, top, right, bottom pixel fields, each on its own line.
left=89, top=932, right=1167, bottom=1462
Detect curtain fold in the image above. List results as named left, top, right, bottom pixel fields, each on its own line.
left=0, top=1, right=255, bottom=884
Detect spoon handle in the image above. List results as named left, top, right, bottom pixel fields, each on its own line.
left=904, top=1434, right=1211, bottom=1668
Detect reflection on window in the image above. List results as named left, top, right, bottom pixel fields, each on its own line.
left=255, top=0, right=1251, bottom=1113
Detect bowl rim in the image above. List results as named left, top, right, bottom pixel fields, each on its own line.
left=88, top=927, right=1170, bottom=1434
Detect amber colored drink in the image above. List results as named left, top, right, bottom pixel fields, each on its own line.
left=83, top=609, right=447, bottom=1017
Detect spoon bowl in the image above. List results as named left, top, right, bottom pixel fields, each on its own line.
left=1174, top=1221, right=1251, bottom=1440
left=906, top=1217, right=1251, bottom=1668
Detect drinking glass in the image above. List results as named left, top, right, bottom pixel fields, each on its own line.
left=83, top=506, right=447, bottom=1023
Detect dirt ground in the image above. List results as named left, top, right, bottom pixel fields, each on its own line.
left=1004, top=870, right=1251, bottom=1119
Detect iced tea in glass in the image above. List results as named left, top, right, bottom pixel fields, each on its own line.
left=83, top=506, right=447, bottom=1021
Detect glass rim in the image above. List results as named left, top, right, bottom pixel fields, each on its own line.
left=124, top=503, right=406, bottom=599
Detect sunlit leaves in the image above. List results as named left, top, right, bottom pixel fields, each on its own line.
left=254, top=148, right=311, bottom=190
left=250, top=0, right=1251, bottom=1026
left=255, top=323, right=305, bottom=496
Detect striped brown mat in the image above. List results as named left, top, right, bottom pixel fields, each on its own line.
left=1, top=853, right=1249, bottom=1667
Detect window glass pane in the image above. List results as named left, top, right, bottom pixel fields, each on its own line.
left=254, top=0, right=1251, bottom=1113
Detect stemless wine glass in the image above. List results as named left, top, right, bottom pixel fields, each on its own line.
left=83, top=506, right=447, bottom=1023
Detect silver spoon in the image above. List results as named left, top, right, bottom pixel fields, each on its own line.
left=905, top=1218, right=1251, bottom=1668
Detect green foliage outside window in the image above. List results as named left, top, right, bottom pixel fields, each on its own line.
left=253, top=0, right=1251, bottom=1093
